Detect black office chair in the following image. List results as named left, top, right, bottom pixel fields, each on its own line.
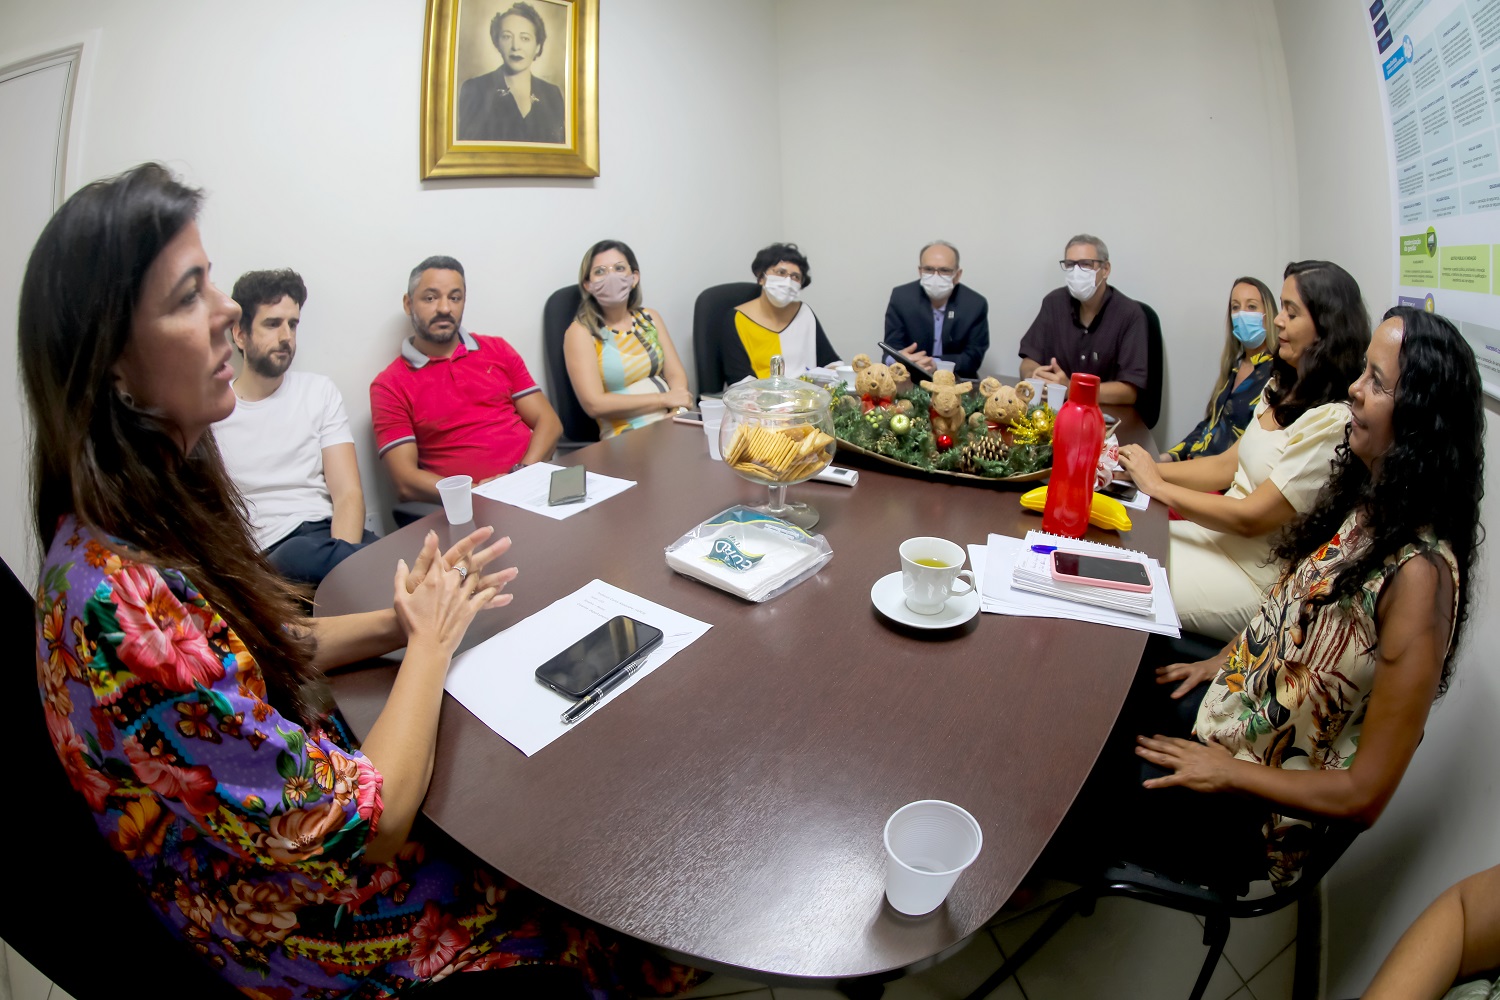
left=692, top=281, right=761, bottom=395
left=967, top=822, right=1357, bottom=1000
left=966, top=626, right=1358, bottom=1000
left=541, top=284, right=598, bottom=451
left=1136, top=298, right=1165, bottom=429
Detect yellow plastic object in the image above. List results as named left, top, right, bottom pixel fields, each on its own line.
left=1019, top=486, right=1133, bottom=532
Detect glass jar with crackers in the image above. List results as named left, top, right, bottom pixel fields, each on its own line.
left=720, top=355, right=836, bottom=529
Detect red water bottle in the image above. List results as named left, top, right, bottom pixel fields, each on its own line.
left=1042, top=373, right=1104, bottom=539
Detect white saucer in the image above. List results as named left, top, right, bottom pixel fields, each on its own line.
left=870, top=571, right=981, bottom=630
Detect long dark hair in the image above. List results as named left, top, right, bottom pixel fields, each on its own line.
left=1271, top=307, right=1484, bottom=692
left=1263, top=260, right=1369, bottom=427
left=18, top=163, right=321, bottom=723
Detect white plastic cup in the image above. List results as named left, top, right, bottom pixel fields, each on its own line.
left=833, top=365, right=857, bottom=391
left=883, top=800, right=983, bottom=916
left=700, top=399, right=726, bottom=461
left=435, top=475, right=474, bottom=525
left=898, top=537, right=976, bottom=615
left=1046, top=382, right=1066, bottom=411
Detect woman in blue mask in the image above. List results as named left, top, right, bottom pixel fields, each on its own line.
left=1161, top=276, right=1279, bottom=461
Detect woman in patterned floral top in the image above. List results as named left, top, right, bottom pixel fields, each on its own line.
left=22, top=164, right=702, bottom=997
left=1053, top=306, right=1483, bottom=891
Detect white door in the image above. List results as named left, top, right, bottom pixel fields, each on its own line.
left=0, top=50, right=78, bottom=585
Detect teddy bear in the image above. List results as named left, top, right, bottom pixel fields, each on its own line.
left=919, top=371, right=974, bottom=443
left=851, top=353, right=913, bottom=414
left=973, top=378, right=1034, bottom=438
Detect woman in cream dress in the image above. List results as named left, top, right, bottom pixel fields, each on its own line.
left=1119, top=261, right=1369, bottom=639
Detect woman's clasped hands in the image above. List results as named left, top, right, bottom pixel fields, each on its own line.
left=393, top=527, right=518, bottom=654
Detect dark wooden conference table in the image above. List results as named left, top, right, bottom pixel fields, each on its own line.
left=316, top=408, right=1166, bottom=985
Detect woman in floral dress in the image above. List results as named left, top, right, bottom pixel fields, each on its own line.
left=1065, top=306, right=1484, bottom=889
left=23, top=163, right=702, bottom=998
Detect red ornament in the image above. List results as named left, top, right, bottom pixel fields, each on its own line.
left=936, top=433, right=954, bottom=451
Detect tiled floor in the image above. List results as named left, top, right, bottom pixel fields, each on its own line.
left=2, top=886, right=1299, bottom=1000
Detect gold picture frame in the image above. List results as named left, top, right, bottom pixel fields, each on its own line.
left=420, top=0, right=598, bottom=179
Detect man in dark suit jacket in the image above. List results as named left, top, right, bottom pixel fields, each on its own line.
left=883, top=241, right=990, bottom=379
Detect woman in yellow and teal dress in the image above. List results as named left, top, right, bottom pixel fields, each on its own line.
left=1161, top=276, right=1279, bottom=461
left=563, top=240, right=694, bottom=439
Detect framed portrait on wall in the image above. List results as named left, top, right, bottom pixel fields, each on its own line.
left=420, top=0, right=598, bottom=178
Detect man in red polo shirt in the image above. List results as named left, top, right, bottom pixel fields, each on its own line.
left=371, top=255, right=562, bottom=503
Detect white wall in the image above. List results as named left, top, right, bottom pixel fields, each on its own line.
left=1273, top=2, right=1500, bottom=996
left=772, top=0, right=1300, bottom=447
left=0, top=0, right=783, bottom=534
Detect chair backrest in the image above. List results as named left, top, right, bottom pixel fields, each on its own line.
left=541, top=284, right=598, bottom=445
left=3, top=557, right=242, bottom=998
left=1136, top=297, right=1165, bottom=429
left=692, top=281, right=762, bottom=395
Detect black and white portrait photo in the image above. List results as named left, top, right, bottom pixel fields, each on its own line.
left=454, top=0, right=571, bottom=144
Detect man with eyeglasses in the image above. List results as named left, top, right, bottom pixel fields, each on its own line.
left=1019, top=234, right=1148, bottom=405
left=883, top=240, right=990, bottom=379
left=371, top=255, right=563, bottom=506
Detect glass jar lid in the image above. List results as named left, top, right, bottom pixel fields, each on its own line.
left=721, top=355, right=832, bottom=417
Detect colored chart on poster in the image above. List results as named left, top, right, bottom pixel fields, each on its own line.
left=1370, top=0, right=1500, bottom=396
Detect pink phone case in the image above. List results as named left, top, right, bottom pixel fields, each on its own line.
left=1049, top=551, right=1154, bottom=593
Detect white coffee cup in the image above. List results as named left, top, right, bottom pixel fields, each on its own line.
left=833, top=365, right=857, bottom=392
left=898, top=537, right=975, bottom=615
left=435, top=475, right=474, bottom=525
left=699, top=399, right=726, bottom=461
left=884, top=799, right=983, bottom=916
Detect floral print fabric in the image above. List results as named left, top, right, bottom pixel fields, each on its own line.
left=1194, top=511, right=1457, bottom=886
left=36, top=517, right=698, bottom=998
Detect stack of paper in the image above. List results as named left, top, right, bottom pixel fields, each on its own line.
left=1011, top=548, right=1155, bottom=616
left=971, top=531, right=1181, bottom=637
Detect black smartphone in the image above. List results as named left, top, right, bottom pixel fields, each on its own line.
left=1099, top=479, right=1138, bottom=503
left=535, top=616, right=665, bottom=698
left=877, top=341, right=932, bottom=374
left=548, top=464, right=587, bottom=505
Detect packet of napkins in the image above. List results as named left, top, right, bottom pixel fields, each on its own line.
left=664, top=506, right=832, bottom=602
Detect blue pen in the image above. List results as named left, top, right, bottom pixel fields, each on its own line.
left=1031, top=544, right=1057, bottom=554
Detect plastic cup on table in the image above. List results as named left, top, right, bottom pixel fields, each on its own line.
left=700, top=398, right=726, bottom=461
left=435, top=475, right=474, bottom=525
left=883, top=799, right=983, bottom=915
left=1046, top=382, right=1066, bottom=411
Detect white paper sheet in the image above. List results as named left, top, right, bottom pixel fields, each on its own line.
left=443, top=580, right=711, bottom=755
left=472, top=462, right=635, bottom=520
left=976, top=533, right=1181, bottom=637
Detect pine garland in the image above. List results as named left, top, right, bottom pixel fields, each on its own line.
left=830, top=385, right=1052, bottom=479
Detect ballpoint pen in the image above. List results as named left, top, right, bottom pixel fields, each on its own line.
left=560, top=654, right=650, bottom=724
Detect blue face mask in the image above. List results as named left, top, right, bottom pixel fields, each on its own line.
left=1231, top=311, right=1267, bottom=348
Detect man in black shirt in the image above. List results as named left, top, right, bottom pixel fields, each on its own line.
left=1019, top=234, right=1147, bottom=405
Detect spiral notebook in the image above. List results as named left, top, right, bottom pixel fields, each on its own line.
left=977, top=530, right=1181, bottom=637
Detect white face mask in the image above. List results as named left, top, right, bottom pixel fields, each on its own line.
left=920, top=273, right=955, bottom=301
left=764, top=274, right=802, bottom=308
left=1065, top=265, right=1099, bottom=301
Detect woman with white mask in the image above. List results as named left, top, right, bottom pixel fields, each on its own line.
left=564, top=239, right=693, bottom=439
left=1160, top=276, right=1280, bottom=461
left=728, top=242, right=840, bottom=381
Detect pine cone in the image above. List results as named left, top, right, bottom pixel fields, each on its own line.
left=961, top=434, right=1009, bottom=474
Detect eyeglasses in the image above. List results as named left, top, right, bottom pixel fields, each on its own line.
left=918, top=266, right=957, bottom=277
left=590, top=263, right=631, bottom=279
left=1059, top=259, right=1105, bottom=272
left=766, top=267, right=803, bottom=284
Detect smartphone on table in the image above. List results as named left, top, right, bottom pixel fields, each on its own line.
left=535, top=616, right=665, bottom=699
left=1050, top=551, right=1153, bottom=593
left=548, top=464, right=587, bottom=506
left=1098, top=479, right=1139, bottom=503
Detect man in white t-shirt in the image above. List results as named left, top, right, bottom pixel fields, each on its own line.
left=214, top=269, right=376, bottom=585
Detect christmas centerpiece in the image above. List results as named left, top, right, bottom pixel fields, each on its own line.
left=829, top=356, right=1055, bottom=483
